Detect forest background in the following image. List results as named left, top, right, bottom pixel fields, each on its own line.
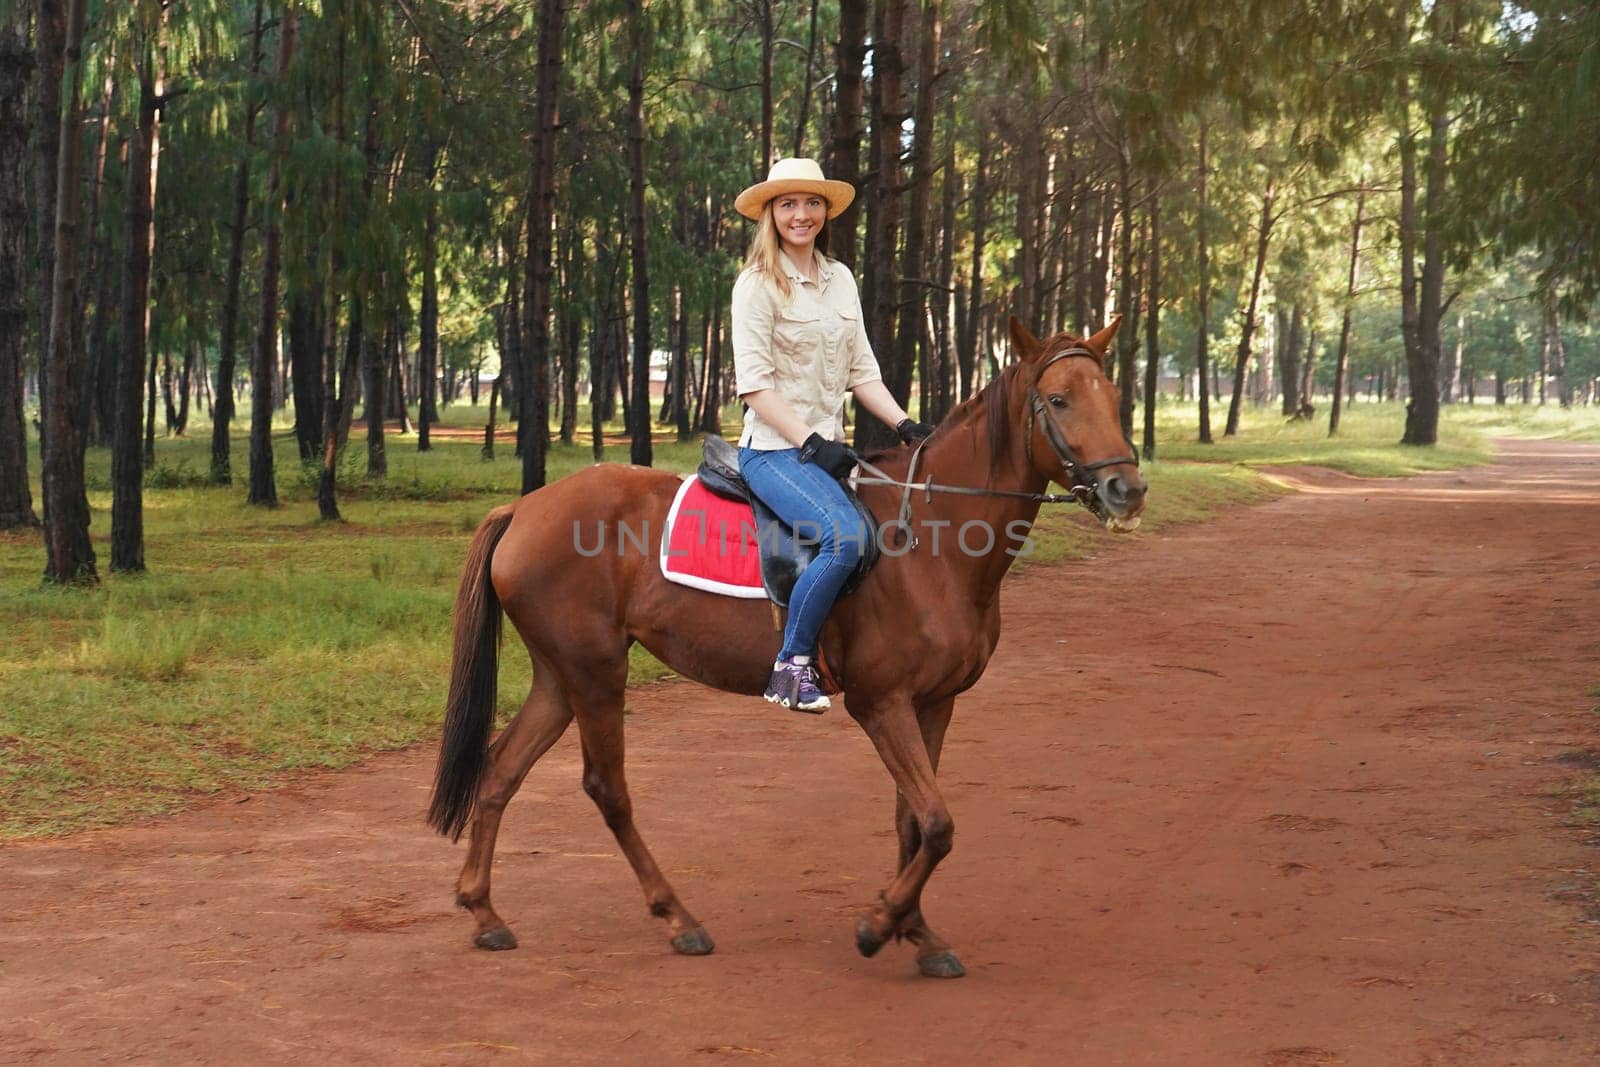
left=3, top=0, right=1600, bottom=833
left=1, top=0, right=1598, bottom=586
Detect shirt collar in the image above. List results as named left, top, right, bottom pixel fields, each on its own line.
left=779, top=249, right=832, bottom=286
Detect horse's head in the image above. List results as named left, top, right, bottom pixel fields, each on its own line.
left=1009, top=316, right=1148, bottom=532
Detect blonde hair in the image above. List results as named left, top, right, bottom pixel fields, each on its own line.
left=741, top=201, right=830, bottom=303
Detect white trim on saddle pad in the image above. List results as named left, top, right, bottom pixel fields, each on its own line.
left=659, top=475, right=769, bottom=599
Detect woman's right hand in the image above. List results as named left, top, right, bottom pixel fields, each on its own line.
left=799, top=433, right=860, bottom=479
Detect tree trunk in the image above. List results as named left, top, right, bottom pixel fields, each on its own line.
left=1546, top=290, right=1569, bottom=407
left=31, top=0, right=64, bottom=437
left=363, top=327, right=387, bottom=478
left=1280, top=304, right=1303, bottom=416
left=1537, top=303, right=1550, bottom=406
left=859, top=0, right=906, bottom=452
left=896, top=0, right=939, bottom=421
left=316, top=294, right=341, bottom=521
left=1329, top=185, right=1364, bottom=435
left=558, top=221, right=579, bottom=444
left=958, top=132, right=989, bottom=403
left=282, top=287, right=314, bottom=453
left=482, top=372, right=500, bottom=461
left=499, top=233, right=521, bottom=448
left=79, top=61, right=115, bottom=448
left=334, top=296, right=362, bottom=446
left=792, top=0, right=820, bottom=156
left=1195, top=118, right=1212, bottom=444
left=143, top=338, right=157, bottom=467
left=1403, top=100, right=1447, bottom=445
left=933, top=94, right=957, bottom=422
left=1014, top=120, right=1040, bottom=330
left=417, top=147, right=440, bottom=451
left=626, top=0, right=652, bottom=467
left=1300, top=330, right=1316, bottom=406
left=520, top=0, right=564, bottom=492
left=1225, top=178, right=1275, bottom=436
left=1091, top=189, right=1113, bottom=335
left=161, top=352, right=176, bottom=432
left=1037, top=149, right=1062, bottom=330
left=1116, top=153, right=1138, bottom=437
left=1441, top=312, right=1461, bottom=404
left=389, top=326, right=410, bottom=429
left=212, top=0, right=264, bottom=485
left=1142, top=187, right=1161, bottom=460
left=671, top=285, right=690, bottom=440
left=589, top=324, right=606, bottom=462
left=1395, top=56, right=1423, bottom=434
left=758, top=0, right=774, bottom=173
left=175, top=342, right=193, bottom=435
left=41, top=0, right=96, bottom=583
left=699, top=288, right=723, bottom=435
left=828, top=0, right=869, bottom=270
left=1070, top=146, right=1091, bottom=333
left=249, top=10, right=297, bottom=508
left=0, top=14, right=37, bottom=528
left=691, top=299, right=710, bottom=431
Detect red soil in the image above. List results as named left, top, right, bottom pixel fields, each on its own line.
left=3, top=438, right=1598, bottom=1063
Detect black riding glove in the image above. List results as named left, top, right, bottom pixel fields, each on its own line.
left=896, top=418, right=934, bottom=444
left=798, top=433, right=860, bottom=480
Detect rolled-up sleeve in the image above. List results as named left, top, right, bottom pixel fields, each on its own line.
left=732, top=270, right=776, bottom=396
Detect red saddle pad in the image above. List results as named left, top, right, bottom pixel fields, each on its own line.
left=659, top=476, right=767, bottom=598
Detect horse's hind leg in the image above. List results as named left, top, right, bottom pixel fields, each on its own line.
left=573, top=689, right=714, bottom=956
left=455, top=664, right=574, bottom=950
left=890, top=698, right=965, bottom=978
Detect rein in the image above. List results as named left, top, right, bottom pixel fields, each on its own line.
left=851, top=346, right=1140, bottom=547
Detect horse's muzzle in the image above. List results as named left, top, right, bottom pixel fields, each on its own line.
left=1098, top=470, right=1147, bottom=524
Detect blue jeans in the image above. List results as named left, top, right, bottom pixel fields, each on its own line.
left=739, top=446, right=868, bottom=661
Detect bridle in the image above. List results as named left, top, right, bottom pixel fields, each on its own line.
left=1024, top=344, right=1141, bottom=507
left=852, top=344, right=1141, bottom=546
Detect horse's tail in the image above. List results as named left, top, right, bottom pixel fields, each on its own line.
left=427, top=504, right=515, bottom=841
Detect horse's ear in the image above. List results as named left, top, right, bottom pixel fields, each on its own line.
left=1008, top=316, right=1042, bottom=362
left=1084, top=314, right=1124, bottom=364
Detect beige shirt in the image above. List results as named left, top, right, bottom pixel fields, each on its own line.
left=732, top=252, right=882, bottom=449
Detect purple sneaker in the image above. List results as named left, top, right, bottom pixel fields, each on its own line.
left=764, top=657, right=830, bottom=713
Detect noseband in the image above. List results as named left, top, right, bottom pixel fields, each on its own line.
left=1024, top=345, right=1140, bottom=503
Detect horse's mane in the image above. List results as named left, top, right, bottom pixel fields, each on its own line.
left=857, top=362, right=1021, bottom=484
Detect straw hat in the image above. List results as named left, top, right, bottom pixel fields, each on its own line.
left=734, top=158, right=856, bottom=221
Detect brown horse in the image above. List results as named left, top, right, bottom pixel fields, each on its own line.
left=427, top=316, right=1146, bottom=978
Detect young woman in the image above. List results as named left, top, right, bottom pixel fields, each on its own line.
left=731, top=158, right=932, bottom=712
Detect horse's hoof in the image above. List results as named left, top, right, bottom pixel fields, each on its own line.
left=855, top=916, right=888, bottom=958
left=670, top=926, right=715, bottom=956
left=917, top=951, right=966, bottom=979
left=474, top=926, right=518, bottom=951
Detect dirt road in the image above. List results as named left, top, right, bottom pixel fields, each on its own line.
left=4, top=439, right=1599, bottom=1064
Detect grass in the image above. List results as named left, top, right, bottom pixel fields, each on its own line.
left=2, top=395, right=1595, bottom=838
left=1151, top=401, right=1492, bottom=475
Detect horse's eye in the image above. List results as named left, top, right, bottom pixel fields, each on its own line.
left=1049, top=394, right=1067, bottom=408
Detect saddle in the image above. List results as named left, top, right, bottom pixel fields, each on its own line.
left=695, top=435, right=879, bottom=608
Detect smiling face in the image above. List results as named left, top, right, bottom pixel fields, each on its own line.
left=770, top=193, right=827, bottom=260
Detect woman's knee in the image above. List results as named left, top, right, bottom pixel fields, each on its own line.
left=823, top=509, right=869, bottom=565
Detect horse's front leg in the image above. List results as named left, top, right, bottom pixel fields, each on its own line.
left=848, top=695, right=961, bottom=975
left=888, top=698, right=965, bottom=978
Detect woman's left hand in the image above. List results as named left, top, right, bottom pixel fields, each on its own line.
left=896, top=418, right=934, bottom=444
